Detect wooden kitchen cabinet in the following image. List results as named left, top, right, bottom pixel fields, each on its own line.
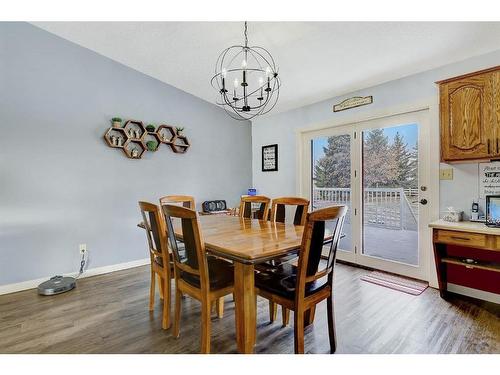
left=437, top=66, right=500, bottom=162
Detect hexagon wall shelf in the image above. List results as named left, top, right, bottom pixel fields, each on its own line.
left=123, top=139, right=146, bottom=159
left=103, top=119, right=190, bottom=159
left=123, top=120, right=145, bottom=139
left=171, top=135, right=190, bottom=154
left=143, top=132, right=162, bottom=152
left=157, top=125, right=176, bottom=144
left=104, top=128, right=127, bottom=148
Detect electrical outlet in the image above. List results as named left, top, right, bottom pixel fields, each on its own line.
left=439, top=168, right=453, bottom=180
left=79, top=244, right=87, bottom=254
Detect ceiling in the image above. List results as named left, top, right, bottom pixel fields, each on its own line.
left=32, top=22, right=500, bottom=115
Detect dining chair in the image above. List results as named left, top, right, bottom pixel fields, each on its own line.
left=266, top=197, right=310, bottom=325
left=138, top=201, right=172, bottom=330
left=163, top=204, right=234, bottom=354
left=239, top=195, right=271, bottom=220
left=270, top=197, right=309, bottom=226
left=159, top=194, right=225, bottom=316
left=159, top=194, right=195, bottom=209
left=255, top=205, right=348, bottom=354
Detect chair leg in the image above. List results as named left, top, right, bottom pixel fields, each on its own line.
left=327, top=294, right=337, bottom=354
left=173, top=288, right=182, bottom=338
left=158, top=275, right=164, bottom=300
left=161, top=278, right=171, bottom=330
left=200, top=300, right=211, bottom=354
left=305, top=305, right=316, bottom=326
left=282, top=307, right=290, bottom=327
left=216, top=297, right=224, bottom=318
left=294, top=308, right=305, bottom=354
left=269, top=301, right=277, bottom=322
left=149, top=271, right=156, bottom=311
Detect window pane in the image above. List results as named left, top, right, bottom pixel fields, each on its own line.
left=312, top=134, right=352, bottom=251
left=362, top=124, right=419, bottom=265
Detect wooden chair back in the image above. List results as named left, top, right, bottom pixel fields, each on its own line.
left=138, top=201, right=170, bottom=267
left=270, top=197, right=309, bottom=226
left=162, top=205, right=209, bottom=291
left=295, top=205, right=348, bottom=301
left=159, top=195, right=195, bottom=209
left=239, top=195, right=271, bottom=220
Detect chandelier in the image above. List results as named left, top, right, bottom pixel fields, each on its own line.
left=211, top=22, right=281, bottom=121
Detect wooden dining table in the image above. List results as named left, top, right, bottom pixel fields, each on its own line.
left=173, top=214, right=304, bottom=353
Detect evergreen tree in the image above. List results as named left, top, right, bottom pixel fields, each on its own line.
left=391, top=132, right=413, bottom=188
left=407, top=141, right=418, bottom=189
left=363, top=128, right=396, bottom=187
left=313, top=134, right=350, bottom=188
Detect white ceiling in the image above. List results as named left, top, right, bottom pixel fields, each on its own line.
left=32, top=22, right=500, bottom=115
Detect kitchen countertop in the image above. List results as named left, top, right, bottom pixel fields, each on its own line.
left=429, top=219, right=500, bottom=235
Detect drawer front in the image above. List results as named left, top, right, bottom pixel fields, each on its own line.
left=435, top=230, right=487, bottom=247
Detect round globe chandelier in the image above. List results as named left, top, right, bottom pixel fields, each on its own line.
left=211, top=22, right=281, bottom=121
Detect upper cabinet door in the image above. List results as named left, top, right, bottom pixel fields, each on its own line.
left=439, top=71, right=495, bottom=162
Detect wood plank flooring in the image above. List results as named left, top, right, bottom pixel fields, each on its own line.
left=0, top=263, right=498, bottom=354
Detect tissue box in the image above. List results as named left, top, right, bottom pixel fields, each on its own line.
left=442, top=210, right=463, bottom=222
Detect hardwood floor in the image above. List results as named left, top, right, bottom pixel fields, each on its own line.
left=0, top=263, right=498, bottom=354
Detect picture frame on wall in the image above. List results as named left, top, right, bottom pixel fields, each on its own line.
left=262, top=144, right=278, bottom=172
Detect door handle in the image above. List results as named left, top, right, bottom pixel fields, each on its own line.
left=420, top=199, right=428, bottom=205
left=497, top=138, right=499, bottom=154
left=488, top=139, right=491, bottom=154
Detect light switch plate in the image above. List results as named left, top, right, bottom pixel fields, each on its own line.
left=440, top=168, right=453, bottom=180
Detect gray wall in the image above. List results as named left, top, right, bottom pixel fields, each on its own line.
left=0, top=23, right=252, bottom=285
left=251, top=49, right=500, bottom=219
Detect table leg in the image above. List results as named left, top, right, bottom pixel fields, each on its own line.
left=234, top=262, right=256, bottom=354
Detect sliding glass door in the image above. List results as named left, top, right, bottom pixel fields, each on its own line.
left=304, top=111, right=430, bottom=280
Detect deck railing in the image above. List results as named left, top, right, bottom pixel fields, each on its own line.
left=313, top=187, right=418, bottom=231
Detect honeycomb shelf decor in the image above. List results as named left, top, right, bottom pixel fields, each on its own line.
left=103, top=118, right=190, bottom=159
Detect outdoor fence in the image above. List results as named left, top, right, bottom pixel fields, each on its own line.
left=313, top=187, right=418, bottom=231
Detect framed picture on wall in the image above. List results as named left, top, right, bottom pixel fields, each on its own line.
left=262, top=144, right=278, bottom=172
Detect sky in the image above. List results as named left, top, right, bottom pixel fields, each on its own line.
left=313, top=122, right=418, bottom=162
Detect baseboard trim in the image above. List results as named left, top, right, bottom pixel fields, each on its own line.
left=447, top=283, right=500, bottom=304
left=0, top=258, right=150, bottom=296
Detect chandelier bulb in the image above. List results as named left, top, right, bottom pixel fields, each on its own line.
left=221, top=68, right=227, bottom=78
left=241, top=59, right=247, bottom=68
left=265, top=66, right=272, bottom=77
left=233, top=78, right=239, bottom=88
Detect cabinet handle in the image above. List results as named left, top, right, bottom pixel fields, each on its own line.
left=488, top=139, right=491, bottom=154
left=497, top=138, right=499, bottom=154
left=450, top=236, right=470, bottom=241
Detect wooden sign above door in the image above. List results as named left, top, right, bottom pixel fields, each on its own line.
left=333, top=96, right=373, bottom=112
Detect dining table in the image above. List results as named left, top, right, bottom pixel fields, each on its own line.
left=173, top=214, right=305, bottom=354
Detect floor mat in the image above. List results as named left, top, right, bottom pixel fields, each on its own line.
left=360, top=271, right=428, bottom=295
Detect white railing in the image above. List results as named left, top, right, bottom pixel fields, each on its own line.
left=313, top=187, right=418, bottom=231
